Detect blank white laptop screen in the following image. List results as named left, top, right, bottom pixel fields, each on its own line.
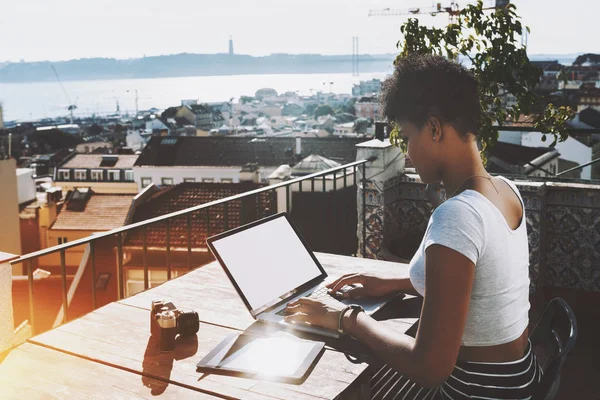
left=211, top=216, right=322, bottom=311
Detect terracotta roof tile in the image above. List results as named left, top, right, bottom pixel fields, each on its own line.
left=125, top=182, right=275, bottom=250
left=51, top=194, right=134, bottom=231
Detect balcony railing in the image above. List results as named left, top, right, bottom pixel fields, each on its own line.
left=11, top=159, right=372, bottom=334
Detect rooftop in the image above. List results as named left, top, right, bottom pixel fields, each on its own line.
left=488, top=141, right=558, bottom=168
left=292, top=154, right=341, bottom=176
left=60, top=154, right=139, bottom=170
left=51, top=192, right=133, bottom=231
left=124, top=182, right=273, bottom=250
left=134, top=136, right=365, bottom=167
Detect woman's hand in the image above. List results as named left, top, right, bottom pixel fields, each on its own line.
left=283, top=296, right=346, bottom=331
left=326, top=273, right=399, bottom=299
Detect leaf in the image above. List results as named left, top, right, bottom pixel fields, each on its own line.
left=392, top=1, right=573, bottom=152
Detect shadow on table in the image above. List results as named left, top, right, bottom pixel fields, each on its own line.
left=141, top=334, right=199, bottom=396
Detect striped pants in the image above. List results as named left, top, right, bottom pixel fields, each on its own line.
left=369, top=340, right=542, bottom=399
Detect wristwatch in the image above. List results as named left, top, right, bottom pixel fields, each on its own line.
left=337, top=304, right=365, bottom=335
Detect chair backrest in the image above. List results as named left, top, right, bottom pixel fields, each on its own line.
left=530, top=298, right=578, bottom=400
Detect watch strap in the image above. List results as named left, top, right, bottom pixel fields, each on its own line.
left=337, top=304, right=364, bottom=335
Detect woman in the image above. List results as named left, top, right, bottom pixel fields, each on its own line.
left=284, top=55, right=542, bottom=399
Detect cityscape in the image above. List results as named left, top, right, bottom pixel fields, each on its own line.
left=0, top=0, right=599, bottom=399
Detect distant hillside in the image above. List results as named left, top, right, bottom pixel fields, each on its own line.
left=0, top=53, right=396, bottom=83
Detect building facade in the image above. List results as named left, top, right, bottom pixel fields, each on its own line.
left=55, top=154, right=139, bottom=194
left=355, top=96, right=381, bottom=120
left=132, top=136, right=365, bottom=191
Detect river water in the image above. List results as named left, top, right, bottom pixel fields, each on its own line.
left=0, top=71, right=392, bottom=122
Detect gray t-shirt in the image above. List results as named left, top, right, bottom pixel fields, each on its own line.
left=409, top=176, right=530, bottom=346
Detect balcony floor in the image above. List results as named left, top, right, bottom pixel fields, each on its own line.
left=556, top=311, right=600, bottom=400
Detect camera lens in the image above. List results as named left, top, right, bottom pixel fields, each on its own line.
left=177, top=310, right=199, bottom=336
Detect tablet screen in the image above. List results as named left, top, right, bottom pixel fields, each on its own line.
left=201, top=333, right=323, bottom=379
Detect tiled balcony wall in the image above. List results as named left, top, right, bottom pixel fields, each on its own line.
left=357, top=141, right=600, bottom=308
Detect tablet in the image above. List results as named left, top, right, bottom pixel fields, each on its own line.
left=196, top=332, right=325, bottom=384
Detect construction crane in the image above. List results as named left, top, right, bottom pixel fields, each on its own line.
left=368, top=0, right=509, bottom=24
left=50, top=64, right=78, bottom=124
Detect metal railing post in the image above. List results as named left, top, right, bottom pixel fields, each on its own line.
left=187, top=214, right=193, bottom=270
left=143, top=226, right=149, bottom=290
left=343, top=168, right=347, bottom=188
left=362, top=163, right=367, bottom=258
left=166, top=219, right=172, bottom=281
left=60, top=250, right=68, bottom=323
left=207, top=210, right=211, bottom=237
left=26, top=260, right=35, bottom=334
left=333, top=171, right=337, bottom=191
left=117, top=233, right=124, bottom=299
left=90, top=241, right=97, bottom=310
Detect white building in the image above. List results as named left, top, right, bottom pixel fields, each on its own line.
left=333, top=122, right=355, bottom=136
left=146, top=117, right=175, bottom=135
left=126, top=130, right=149, bottom=152
left=498, top=129, right=592, bottom=179
left=16, top=168, right=36, bottom=205
left=352, top=79, right=382, bottom=96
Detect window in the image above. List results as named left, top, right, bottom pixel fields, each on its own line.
left=183, top=178, right=196, bottom=183
left=91, top=170, right=103, bottom=181
left=141, top=177, right=152, bottom=188
left=126, top=269, right=181, bottom=297
left=124, top=170, right=134, bottom=182
left=221, top=178, right=233, bottom=183
left=74, top=170, right=87, bottom=181
left=58, top=237, right=68, bottom=245
left=58, top=169, right=70, bottom=180
left=108, top=170, right=120, bottom=182
left=161, top=177, right=174, bottom=186
left=202, top=178, right=214, bottom=183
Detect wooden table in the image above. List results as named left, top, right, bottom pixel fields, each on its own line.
left=0, top=253, right=420, bottom=399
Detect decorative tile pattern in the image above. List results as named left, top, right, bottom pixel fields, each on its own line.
left=358, top=176, right=600, bottom=293
left=545, top=204, right=600, bottom=291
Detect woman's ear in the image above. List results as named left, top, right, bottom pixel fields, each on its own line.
left=428, top=116, right=442, bottom=142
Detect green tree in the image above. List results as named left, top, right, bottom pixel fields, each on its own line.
left=336, top=98, right=356, bottom=115
left=335, top=112, right=357, bottom=123
left=391, top=0, right=573, bottom=151
left=240, top=96, right=255, bottom=104
left=354, top=118, right=371, bottom=134
left=305, top=103, right=318, bottom=116
left=314, top=104, right=335, bottom=119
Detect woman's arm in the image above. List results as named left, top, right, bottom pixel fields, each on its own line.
left=343, top=244, right=475, bottom=388
left=387, top=276, right=421, bottom=297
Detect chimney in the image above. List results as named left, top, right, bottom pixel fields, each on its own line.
left=239, top=163, right=259, bottom=184
left=295, top=137, right=302, bottom=156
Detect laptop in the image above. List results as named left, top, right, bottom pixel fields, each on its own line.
left=206, top=212, right=402, bottom=338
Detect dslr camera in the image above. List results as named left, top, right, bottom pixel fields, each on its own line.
left=151, top=299, right=200, bottom=352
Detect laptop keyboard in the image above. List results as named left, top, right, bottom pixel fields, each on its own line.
left=275, top=287, right=331, bottom=316
left=308, top=286, right=329, bottom=299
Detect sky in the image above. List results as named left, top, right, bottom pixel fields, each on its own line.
left=0, top=0, right=597, bottom=62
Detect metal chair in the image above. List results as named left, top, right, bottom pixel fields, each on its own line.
left=530, top=297, right=578, bottom=400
